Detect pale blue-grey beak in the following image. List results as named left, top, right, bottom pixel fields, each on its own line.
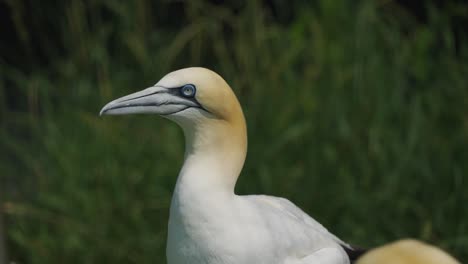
left=100, top=85, right=201, bottom=116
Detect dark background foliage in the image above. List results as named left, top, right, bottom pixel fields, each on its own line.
left=1, top=0, right=467, bottom=263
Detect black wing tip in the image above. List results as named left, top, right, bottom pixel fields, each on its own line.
left=341, top=244, right=368, bottom=262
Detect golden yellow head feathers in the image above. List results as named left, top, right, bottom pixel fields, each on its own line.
left=155, top=67, right=243, bottom=122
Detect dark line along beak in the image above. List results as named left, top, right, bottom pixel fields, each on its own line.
left=100, top=85, right=202, bottom=116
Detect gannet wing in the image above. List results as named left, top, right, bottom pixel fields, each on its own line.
left=250, top=195, right=350, bottom=247
left=245, top=195, right=352, bottom=263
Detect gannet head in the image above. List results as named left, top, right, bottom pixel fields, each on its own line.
left=101, top=67, right=247, bottom=164
left=357, top=239, right=460, bottom=264
left=100, top=67, right=242, bottom=125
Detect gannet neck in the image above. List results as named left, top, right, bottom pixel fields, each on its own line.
left=174, top=102, right=247, bottom=195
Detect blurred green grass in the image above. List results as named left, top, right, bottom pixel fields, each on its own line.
left=1, top=0, right=467, bottom=262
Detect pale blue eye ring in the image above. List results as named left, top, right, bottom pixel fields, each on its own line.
left=181, top=84, right=196, bottom=98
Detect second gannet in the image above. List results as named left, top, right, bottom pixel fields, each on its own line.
left=356, top=239, right=460, bottom=264
left=100, top=67, right=364, bottom=264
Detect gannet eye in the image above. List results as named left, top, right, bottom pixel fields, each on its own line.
left=180, top=84, right=196, bottom=98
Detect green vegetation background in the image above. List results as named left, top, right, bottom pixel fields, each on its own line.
left=1, top=0, right=467, bottom=262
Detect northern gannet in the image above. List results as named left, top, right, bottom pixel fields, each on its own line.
left=100, top=67, right=363, bottom=264
left=356, top=239, right=460, bottom=264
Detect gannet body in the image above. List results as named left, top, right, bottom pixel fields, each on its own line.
left=100, top=68, right=361, bottom=264
left=357, top=239, right=460, bottom=264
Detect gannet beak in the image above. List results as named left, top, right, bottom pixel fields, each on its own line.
left=100, top=85, right=201, bottom=116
